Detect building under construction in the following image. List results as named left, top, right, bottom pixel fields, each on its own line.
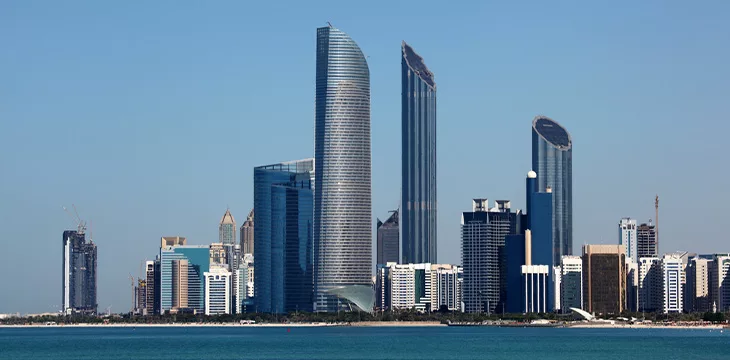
left=62, top=230, right=97, bottom=315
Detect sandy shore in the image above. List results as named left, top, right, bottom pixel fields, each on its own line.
left=350, top=321, right=445, bottom=327
left=567, top=323, right=726, bottom=329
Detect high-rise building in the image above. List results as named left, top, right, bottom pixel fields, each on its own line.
left=384, top=263, right=461, bottom=312
left=637, top=222, right=658, bottom=259
left=638, top=257, right=662, bottom=312
left=619, top=218, right=638, bottom=263
left=626, top=258, right=639, bottom=312
left=685, top=256, right=712, bottom=312
left=709, top=254, right=730, bottom=312
left=461, top=199, right=522, bottom=313
left=272, top=177, right=314, bottom=313
left=434, top=265, right=462, bottom=312
left=254, top=159, right=314, bottom=313
left=375, top=264, right=393, bottom=311
left=582, top=245, right=626, bottom=314
left=243, top=253, right=254, bottom=299
left=159, top=244, right=209, bottom=313
left=145, top=260, right=158, bottom=315
left=401, top=41, right=437, bottom=265
left=532, top=116, right=572, bottom=266
left=241, top=209, right=254, bottom=254
left=314, top=25, right=372, bottom=312
left=377, top=210, right=400, bottom=266
left=62, top=230, right=97, bottom=315
left=219, top=209, right=236, bottom=245
left=662, top=254, right=684, bottom=313
left=209, top=243, right=228, bottom=266
left=560, top=255, right=583, bottom=313
left=205, top=266, right=232, bottom=315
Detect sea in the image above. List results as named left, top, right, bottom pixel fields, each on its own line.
left=0, top=326, right=728, bottom=360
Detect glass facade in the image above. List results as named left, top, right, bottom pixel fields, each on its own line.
left=401, top=42, right=437, bottom=264
left=219, top=209, right=236, bottom=245
left=532, top=115, right=573, bottom=266
left=376, top=210, right=400, bottom=266
left=159, top=245, right=209, bottom=313
left=314, top=25, right=372, bottom=312
left=254, top=159, right=314, bottom=313
left=62, top=230, right=97, bottom=314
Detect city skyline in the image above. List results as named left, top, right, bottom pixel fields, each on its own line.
left=2, top=1, right=730, bottom=314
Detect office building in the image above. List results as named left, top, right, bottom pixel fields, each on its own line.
left=272, top=177, right=314, bottom=313
left=254, top=159, right=314, bottom=313
left=638, top=257, right=662, bottom=312
left=532, top=115, right=572, bottom=266
left=243, top=253, right=255, bottom=299
left=377, top=210, right=400, bottom=266
left=375, top=264, right=393, bottom=311
left=461, top=199, right=522, bottom=313
left=521, top=265, right=549, bottom=313
left=145, top=260, right=159, bottom=315
left=710, top=254, right=730, bottom=312
left=314, top=25, right=372, bottom=312
left=560, top=256, right=583, bottom=313
left=219, top=209, right=236, bottom=245
left=241, top=209, right=254, bottom=254
left=160, top=244, right=209, bottom=313
left=205, top=266, right=232, bottom=315
left=685, top=257, right=712, bottom=312
left=637, top=222, right=658, bottom=258
left=525, top=170, right=555, bottom=310
left=619, top=218, right=638, bottom=263
left=662, top=254, right=684, bottom=313
left=626, top=258, right=639, bottom=312
left=62, top=229, right=97, bottom=315
left=582, top=245, right=626, bottom=314
left=401, top=41, right=437, bottom=265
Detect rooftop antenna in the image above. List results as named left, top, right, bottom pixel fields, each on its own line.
left=327, top=21, right=333, bottom=28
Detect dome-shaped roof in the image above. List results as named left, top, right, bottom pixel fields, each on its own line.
left=527, top=170, right=537, bottom=179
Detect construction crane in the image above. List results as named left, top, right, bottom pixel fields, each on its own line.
left=62, top=205, right=87, bottom=234
left=129, top=274, right=136, bottom=314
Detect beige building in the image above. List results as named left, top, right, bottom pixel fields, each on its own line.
left=582, top=244, right=626, bottom=315
left=171, top=259, right=189, bottom=310
left=161, top=236, right=186, bottom=248
left=241, top=209, right=254, bottom=254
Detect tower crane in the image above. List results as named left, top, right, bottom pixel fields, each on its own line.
left=129, top=274, right=136, bottom=314
left=62, top=205, right=87, bottom=234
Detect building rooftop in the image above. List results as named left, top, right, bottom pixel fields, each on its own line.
left=402, top=41, right=435, bottom=89
left=533, top=116, right=572, bottom=150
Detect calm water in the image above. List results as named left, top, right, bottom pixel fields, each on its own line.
left=0, top=326, right=728, bottom=359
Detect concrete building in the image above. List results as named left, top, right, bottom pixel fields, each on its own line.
left=161, top=236, right=186, bottom=247
left=638, top=257, right=662, bottom=312
left=710, top=254, right=730, bottom=312
left=685, top=256, right=712, bottom=312
left=205, top=266, right=232, bottom=315
left=241, top=209, right=254, bottom=254
left=376, top=210, right=400, bottom=266
left=171, top=259, right=189, bottom=310
left=461, top=199, right=522, bottom=313
left=433, top=265, right=462, bottom=312
left=219, top=209, right=236, bottom=245
left=582, top=245, right=626, bottom=314
left=62, top=229, right=97, bottom=315
left=636, top=222, right=658, bottom=259
left=619, top=218, right=638, bottom=263
left=626, top=258, right=639, bottom=312
left=521, top=265, right=549, bottom=313
left=560, top=256, right=583, bottom=313
left=385, top=263, right=461, bottom=312
left=662, top=254, right=684, bottom=313
left=145, top=260, right=159, bottom=315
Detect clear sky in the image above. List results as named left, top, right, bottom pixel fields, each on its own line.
left=1, top=0, right=728, bottom=314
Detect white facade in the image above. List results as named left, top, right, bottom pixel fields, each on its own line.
left=243, top=254, right=254, bottom=299
left=390, top=264, right=417, bottom=310
left=639, top=257, right=662, bottom=312
left=521, top=265, right=549, bottom=313
left=713, top=255, right=730, bottom=312
left=662, top=255, right=684, bottom=313
left=553, top=266, right=561, bottom=312
left=434, top=265, right=462, bottom=312
left=619, top=218, right=638, bottom=264
left=388, top=263, right=462, bottom=312
left=204, top=266, right=231, bottom=315
left=559, top=256, right=583, bottom=313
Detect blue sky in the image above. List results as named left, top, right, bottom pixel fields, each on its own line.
left=1, top=0, right=728, bottom=314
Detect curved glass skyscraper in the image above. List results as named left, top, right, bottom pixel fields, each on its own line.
left=531, top=115, right=572, bottom=266
left=401, top=41, right=437, bottom=264
left=314, top=25, right=372, bottom=312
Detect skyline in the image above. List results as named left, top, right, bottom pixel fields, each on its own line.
left=2, top=1, right=730, bottom=314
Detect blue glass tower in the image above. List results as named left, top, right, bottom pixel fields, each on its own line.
left=532, top=116, right=572, bottom=266
left=314, top=25, right=372, bottom=312
left=159, top=245, right=209, bottom=313
left=401, top=41, right=437, bottom=264
left=254, top=159, right=314, bottom=313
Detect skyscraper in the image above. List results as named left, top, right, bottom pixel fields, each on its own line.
left=532, top=115, right=572, bottom=266
left=159, top=244, right=209, bottom=313
left=637, top=222, right=658, bottom=258
left=461, top=199, right=522, bottom=313
left=62, top=229, right=97, bottom=315
left=205, top=266, right=232, bottom=315
left=376, top=210, right=400, bottom=266
left=401, top=41, right=437, bottom=264
left=314, top=25, right=372, bottom=312
left=560, top=256, right=583, bottom=313
left=619, top=218, right=638, bottom=263
left=219, top=209, right=236, bottom=245
left=254, top=159, right=314, bottom=313
left=241, top=209, right=254, bottom=255
left=145, top=260, right=158, bottom=315
left=638, top=257, right=662, bottom=312
left=582, top=245, right=626, bottom=314
left=685, top=256, right=712, bottom=312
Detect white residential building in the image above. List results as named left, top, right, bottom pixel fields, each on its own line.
left=390, top=264, right=418, bottom=310
left=639, top=257, right=662, bottom=312
left=434, top=265, right=462, bottom=312
left=560, top=256, right=583, bottom=313
left=619, top=218, right=638, bottom=264
left=711, top=255, right=730, bottom=312
left=685, top=257, right=711, bottom=312
left=204, top=266, right=231, bottom=315
left=388, top=263, right=462, bottom=312
left=662, top=254, right=684, bottom=313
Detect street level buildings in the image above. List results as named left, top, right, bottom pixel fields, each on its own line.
left=401, top=41, right=437, bottom=265
left=532, top=116, right=572, bottom=266
left=582, top=245, right=626, bottom=314
left=376, top=210, right=400, bottom=266
left=314, top=25, right=372, bottom=312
